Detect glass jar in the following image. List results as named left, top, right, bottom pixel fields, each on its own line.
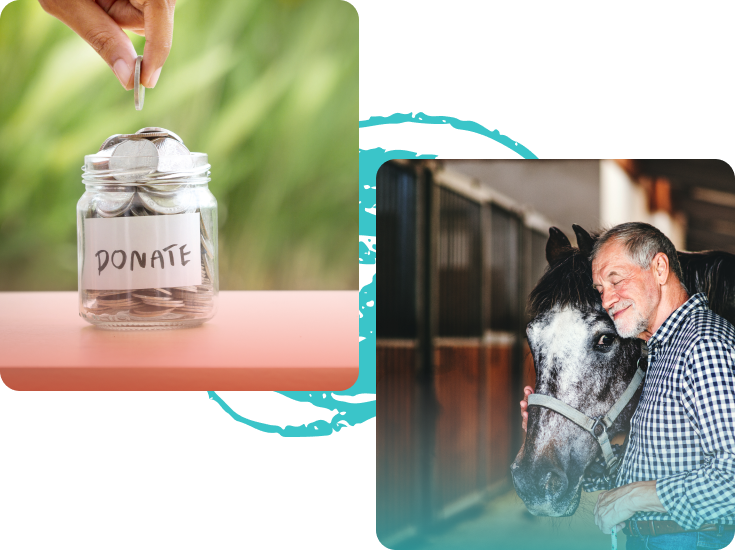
left=77, top=129, right=218, bottom=329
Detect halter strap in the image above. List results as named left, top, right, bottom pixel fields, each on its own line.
left=527, top=366, right=645, bottom=473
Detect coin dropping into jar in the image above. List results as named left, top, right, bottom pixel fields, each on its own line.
left=78, top=127, right=218, bottom=329
left=134, top=55, right=144, bottom=110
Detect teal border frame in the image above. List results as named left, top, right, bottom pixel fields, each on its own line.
left=209, top=113, right=735, bottom=550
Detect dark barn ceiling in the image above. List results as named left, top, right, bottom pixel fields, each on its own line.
left=637, top=160, right=735, bottom=254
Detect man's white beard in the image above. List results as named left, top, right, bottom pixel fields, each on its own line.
left=609, top=301, right=649, bottom=339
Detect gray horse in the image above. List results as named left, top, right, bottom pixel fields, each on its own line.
left=511, top=224, right=735, bottom=517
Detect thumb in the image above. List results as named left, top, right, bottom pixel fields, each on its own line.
left=40, top=0, right=138, bottom=89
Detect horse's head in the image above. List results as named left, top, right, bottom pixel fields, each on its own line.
left=511, top=225, right=642, bottom=517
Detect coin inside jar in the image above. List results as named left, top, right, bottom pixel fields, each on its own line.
left=109, top=139, right=158, bottom=182
left=130, top=305, right=176, bottom=318
left=137, top=188, right=195, bottom=214
left=93, top=191, right=135, bottom=217
left=136, top=127, right=184, bottom=144
left=152, top=137, right=193, bottom=172
left=98, top=134, right=125, bottom=152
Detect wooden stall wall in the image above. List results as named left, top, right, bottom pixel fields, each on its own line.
left=432, top=342, right=482, bottom=518
left=376, top=162, right=423, bottom=545
left=376, top=161, right=551, bottom=545
left=484, top=342, right=514, bottom=487
left=431, top=186, right=484, bottom=519
left=376, top=341, right=418, bottom=542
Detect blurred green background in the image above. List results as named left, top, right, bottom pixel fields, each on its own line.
left=0, top=0, right=357, bottom=290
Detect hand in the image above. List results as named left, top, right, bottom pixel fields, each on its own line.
left=594, top=481, right=666, bottom=534
left=520, top=385, right=534, bottom=431
left=39, top=0, right=176, bottom=90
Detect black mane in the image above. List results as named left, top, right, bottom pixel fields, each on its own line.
left=679, top=250, right=735, bottom=325
left=528, top=246, right=603, bottom=319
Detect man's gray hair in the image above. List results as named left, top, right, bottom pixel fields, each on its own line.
left=590, top=222, right=684, bottom=283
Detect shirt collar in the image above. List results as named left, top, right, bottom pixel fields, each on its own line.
left=647, top=292, right=709, bottom=348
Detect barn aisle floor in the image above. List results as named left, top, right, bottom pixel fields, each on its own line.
left=407, top=489, right=625, bottom=550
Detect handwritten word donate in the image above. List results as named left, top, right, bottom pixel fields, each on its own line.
left=96, top=244, right=192, bottom=275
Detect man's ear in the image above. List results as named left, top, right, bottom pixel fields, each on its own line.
left=652, top=252, right=670, bottom=284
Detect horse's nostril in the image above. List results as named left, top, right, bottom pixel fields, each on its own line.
left=543, top=470, right=567, bottom=498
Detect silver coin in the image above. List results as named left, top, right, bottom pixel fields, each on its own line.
left=138, top=183, right=185, bottom=194
left=99, top=134, right=125, bottom=152
left=91, top=158, right=110, bottom=170
left=94, top=192, right=135, bottom=217
left=200, top=234, right=214, bottom=259
left=171, top=286, right=198, bottom=294
left=130, top=197, right=152, bottom=215
left=109, top=139, right=158, bottom=182
left=138, top=298, right=184, bottom=308
left=183, top=298, right=213, bottom=307
left=136, top=127, right=184, bottom=144
left=203, top=253, right=214, bottom=283
left=137, top=189, right=194, bottom=215
left=99, top=133, right=163, bottom=152
left=129, top=306, right=176, bottom=318
left=133, top=288, right=172, bottom=297
left=199, top=208, right=213, bottom=241
left=151, top=137, right=193, bottom=172
left=96, top=206, right=132, bottom=218
left=130, top=132, right=172, bottom=140
left=128, top=193, right=151, bottom=216
left=134, top=55, right=144, bottom=111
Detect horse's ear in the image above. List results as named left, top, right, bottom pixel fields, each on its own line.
left=546, top=227, right=572, bottom=264
left=572, top=224, right=595, bottom=255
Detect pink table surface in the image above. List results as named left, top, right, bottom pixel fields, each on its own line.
left=0, top=291, right=358, bottom=391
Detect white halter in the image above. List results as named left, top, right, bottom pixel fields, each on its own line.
left=527, top=342, right=647, bottom=478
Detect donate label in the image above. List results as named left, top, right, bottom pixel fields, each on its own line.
left=83, top=213, right=202, bottom=290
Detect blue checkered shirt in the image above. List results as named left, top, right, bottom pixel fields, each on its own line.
left=582, top=293, right=735, bottom=530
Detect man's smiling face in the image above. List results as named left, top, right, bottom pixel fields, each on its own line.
left=591, top=240, right=660, bottom=339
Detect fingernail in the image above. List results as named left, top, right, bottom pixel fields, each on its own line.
left=148, top=67, right=162, bottom=88
left=113, top=59, right=132, bottom=90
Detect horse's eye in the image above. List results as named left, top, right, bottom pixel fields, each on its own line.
left=596, top=334, right=615, bottom=347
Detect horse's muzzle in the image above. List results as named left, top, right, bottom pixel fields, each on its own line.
left=511, top=455, right=579, bottom=517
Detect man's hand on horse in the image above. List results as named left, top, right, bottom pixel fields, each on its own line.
left=594, top=481, right=667, bottom=534
left=520, top=386, right=534, bottom=431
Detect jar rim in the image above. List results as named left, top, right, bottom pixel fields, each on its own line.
left=82, top=152, right=210, bottom=185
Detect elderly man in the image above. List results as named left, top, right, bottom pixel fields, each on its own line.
left=522, top=222, right=735, bottom=550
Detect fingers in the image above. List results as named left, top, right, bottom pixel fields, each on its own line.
left=594, top=491, right=604, bottom=517
left=594, top=496, right=610, bottom=534
left=139, top=0, right=175, bottom=87
left=594, top=492, right=629, bottom=534
left=39, top=0, right=138, bottom=89
left=594, top=492, right=606, bottom=530
left=520, top=386, right=534, bottom=431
